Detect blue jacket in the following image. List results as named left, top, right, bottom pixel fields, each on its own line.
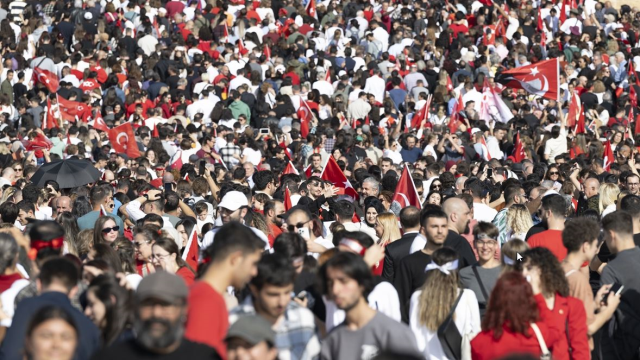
left=77, top=212, right=125, bottom=235
left=0, top=292, right=100, bottom=360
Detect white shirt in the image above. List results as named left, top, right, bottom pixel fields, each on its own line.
left=409, top=289, right=481, bottom=359
left=473, top=202, right=498, bottom=223
left=229, top=75, right=252, bottom=91
left=364, top=75, right=386, bottom=103
left=202, top=224, right=270, bottom=251
left=186, top=97, right=218, bottom=120
left=242, top=147, right=262, bottom=166
left=312, top=80, right=334, bottom=96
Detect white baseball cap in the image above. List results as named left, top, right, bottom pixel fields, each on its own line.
left=218, top=191, right=249, bottom=211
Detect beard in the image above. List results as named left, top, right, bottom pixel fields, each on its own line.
left=134, top=316, right=185, bottom=351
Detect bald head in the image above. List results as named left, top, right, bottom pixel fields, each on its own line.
left=56, top=196, right=72, bottom=213
left=455, top=176, right=468, bottom=194
left=443, top=197, right=471, bottom=234
left=584, top=178, right=600, bottom=198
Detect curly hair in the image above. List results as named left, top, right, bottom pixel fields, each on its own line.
left=482, top=271, right=539, bottom=339
left=417, top=247, right=460, bottom=331
left=506, top=204, right=533, bottom=237
left=523, top=247, right=569, bottom=298
left=562, top=217, right=600, bottom=253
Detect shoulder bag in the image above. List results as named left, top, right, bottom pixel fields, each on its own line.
left=438, top=290, right=464, bottom=360
left=530, top=323, right=552, bottom=360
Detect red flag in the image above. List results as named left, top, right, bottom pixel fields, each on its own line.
left=634, top=108, right=640, bottom=136
left=279, top=140, right=292, bottom=160
left=284, top=186, right=293, bottom=211
left=99, top=205, right=108, bottom=217
left=58, top=96, right=90, bottom=122
left=182, top=227, right=199, bottom=270
left=283, top=161, right=299, bottom=175
left=630, top=84, right=638, bottom=108
left=152, top=123, right=159, bottom=137
left=537, top=7, right=544, bottom=32
left=305, top=0, right=317, bottom=19
left=107, top=122, right=141, bottom=159
left=91, top=111, right=109, bottom=132
left=33, top=67, right=59, bottom=93
left=238, top=38, right=248, bottom=56
left=411, top=95, right=431, bottom=128
left=559, top=0, right=567, bottom=24
left=264, top=45, right=271, bottom=60
left=446, top=73, right=454, bottom=92
left=223, top=23, right=229, bottom=42
left=479, top=136, right=492, bottom=161
left=575, top=105, right=586, bottom=134
left=43, top=98, right=59, bottom=130
left=448, top=92, right=464, bottom=133
left=513, top=132, right=526, bottom=162
left=351, top=212, right=360, bottom=223
left=320, top=156, right=359, bottom=200
left=171, top=150, right=183, bottom=170
left=603, top=140, right=614, bottom=171
left=304, top=164, right=312, bottom=178
left=495, top=58, right=560, bottom=101
left=325, top=69, right=331, bottom=82
left=66, top=133, right=71, bottom=145
left=153, top=17, right=161, bottom=38
left=566, top=92, right=580, bottom=128
left=391, top=166, right=421, bottom=214
left=297, top=98, right=312, bottom=138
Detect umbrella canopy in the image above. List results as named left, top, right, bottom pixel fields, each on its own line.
left=30, top=159, right=101, bottom=189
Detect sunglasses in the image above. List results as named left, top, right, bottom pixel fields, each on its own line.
left=101, top=226, right=120, bottom=233
left=549, top=171, right=559, bottom=175
left=287, top=221, right=308, bottom=232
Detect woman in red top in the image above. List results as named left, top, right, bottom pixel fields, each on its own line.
left=151, top=238, right=196, bottom=286
left=471, top=271, right=561, bottom=360
left=522, top=247, right=590, bottom=360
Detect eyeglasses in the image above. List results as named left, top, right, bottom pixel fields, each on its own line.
left=13, top=168, right=22, bottom=171
left=133, top=239, right=151, bottom=248
left=287, top=221, right=308, bottom=232
left=101, top=226, right=120, bottom=233
left=549, top=172, right=559, bottom=175
left=152, top=253, right=171, bottom=261
left=628, top=182, right=640, bottom=187
left=476, top=239, right=497, bottom=247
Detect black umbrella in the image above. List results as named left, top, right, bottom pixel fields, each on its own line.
left=30, top=159, right=101, bottom=189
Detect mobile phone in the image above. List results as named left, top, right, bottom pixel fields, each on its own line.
left=604, top=284, right=624, bottom=304
left=199, top=161, right=206, bottom=176
left=259, top=128, right=270, bottom=135
left=487, top=168, right=493, bottom=177
left=164, top=182, right=173, bottom=192
left=297, top=227, right=310, bottom=240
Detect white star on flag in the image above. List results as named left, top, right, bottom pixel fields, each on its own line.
left=530, top=67, right=539, bottom=76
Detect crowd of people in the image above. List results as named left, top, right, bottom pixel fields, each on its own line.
left=0, top=0, right=639, bottom=358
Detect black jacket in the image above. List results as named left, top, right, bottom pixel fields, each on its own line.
left=382, top=231, right=420, bottom=282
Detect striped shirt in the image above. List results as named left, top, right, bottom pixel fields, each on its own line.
left=8, top=0, right=26, bottom=23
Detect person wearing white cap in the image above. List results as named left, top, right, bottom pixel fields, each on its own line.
left=201, top=190, right=270, bottom=250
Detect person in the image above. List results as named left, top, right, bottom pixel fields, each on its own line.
left=409, top=247, right=481, bottom=359
left=151, top=238, right=196, bottom=286
left=599, top=211, right=640, bottom=358
left=500, top=239, right=529, bottom=272
left=77, top=185, right=124, bottom=235
left=132, top=225, right=163, bottom=276
left=561, top=217, right=620, bottom=350
left=382, top=206, right=422, bottom=282
left=372, top=212, right=401, bottom=276
left=441, top=197, right=477, bottom=268
left=284, top=206, right=334, bottom=256
left=527, top=194, right=568, bottom=261
left=225, top=315, right=278, bottom=360
left=505, top=204, right=533, bottom=242
left=84, top=275, right=134, bottom=347
left=185, top=222, right=265, bottom=357
left=521, top=247, right=590, bottom=360
left=459, top=222, right=502, bottom=318
left=319, top=252, right=421, bottom=359
left=93, top=215, right=120, bottom=245
left=91, top=272, right=222, bottom=359
left=0, top=257, right=101, bottom=360
left=25, top=305, right=79, bottom=360
left=229, top=253, right=320, bottom=360
left=470, top=272, right=561, bottom=359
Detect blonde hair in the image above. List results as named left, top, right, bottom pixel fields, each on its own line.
left=599, top=183, right=620, bottom=213
left=417, top=248, right=459, bottom=331
left=506, top=204, right=533, bottom=236
left=376, top=212, right=401, bottom=246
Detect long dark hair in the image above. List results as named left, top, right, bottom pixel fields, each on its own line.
left=153, top=238, right=195, bottom=274
left=87, top=275, right=133, bottom=346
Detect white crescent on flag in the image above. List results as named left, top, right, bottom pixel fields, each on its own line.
left=116, top=133, right=129, bottom=147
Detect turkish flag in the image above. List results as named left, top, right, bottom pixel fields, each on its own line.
left=495, top=58, right=560, bottom=101
left=170, top=150, right=183, bottom=170
left=630, top=61, right=640, bottom=87
left=33, top=67, right=59, bottom=93
left=152, top=123, right=159, bottom=138
left=283, top=161, right=298, bottom=175
left=264, top=45, right=271, bottom=61
left=58, top=96, right=90, bottom=123
left=238, top=38, right=248, bottom=56
left=479, top=136, right=491, bottom=161
left=279, top=140, right=292, bottom=160
left=91, top=111, right=109, bottom=132
left=297, top=99, right=312, bottom=138
left=305, top=0, right=317, bottom=19
left=559, top=0, right=567, bottom=24
left=566, top=92, right=581, bottom=128
left=320, top=156, right=358, bottom=200
left=603, top=140, right=614, bottom=171
left=411, top=95, right=431, bottom=128
left=575, top=105, right=586, bottom=134
left=630, top=84, right=638, bottom=108
left=304, top=164, right=312, bottom=178
left=182, top=227, right=199, bottom=270
left=391, top=166, right=421, bottom=214
left=512, top=132, right=526, bottom=162
left=537, top=7, right=544, bottom=32
left=107, top=122, right=141, bottom=159
left=284, top=186, right=292, bottom=211
left=43, top=98, right=59, bottom=130
left=448, top=92, right=464, bottom=133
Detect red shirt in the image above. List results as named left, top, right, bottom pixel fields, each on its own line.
left=185, top=281, right=228, bottom=358
left=79, top=79, right=100, bottom=94
left=449, top=23, right=469, bottom=38
left=283, top=71, right=300, bottom=85
left=527, top=230, right=567, bottom=261
left=534, top=293, right=589, bottom=360
left=176, top=266, right=195, bottom=287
